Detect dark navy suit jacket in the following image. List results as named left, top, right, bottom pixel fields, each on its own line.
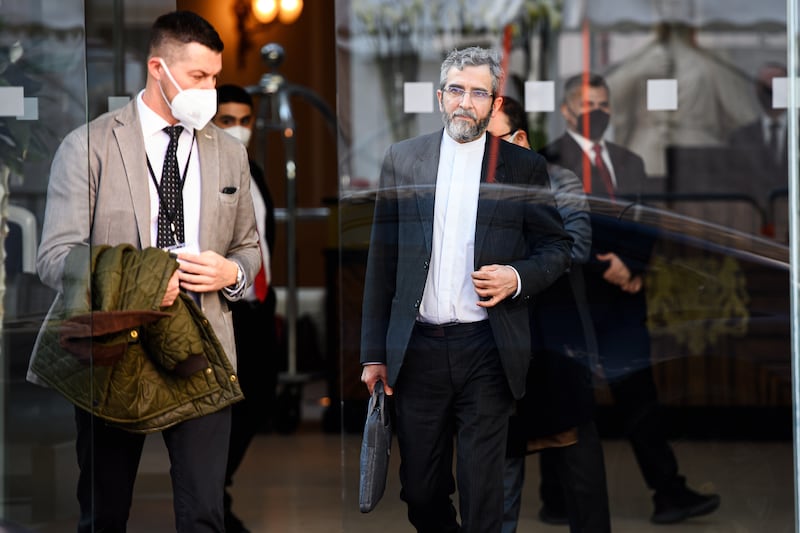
left=360, top=130, right=572, bottom=399
left=540, top=133, right=654, bottom=380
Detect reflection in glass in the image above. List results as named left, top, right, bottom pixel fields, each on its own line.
left=338, top=1, right=793, bottom=531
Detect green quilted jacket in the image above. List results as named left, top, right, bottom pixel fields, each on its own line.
left=30, top=244, right=243, bottom=433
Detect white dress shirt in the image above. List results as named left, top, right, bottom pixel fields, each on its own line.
left=243, top=176, right=270, bottom=302
left=418, top=131, right=488, bottom=325
left=567, top=129, right=618, bottom=187
left=137, top=90, right=202, bottom=252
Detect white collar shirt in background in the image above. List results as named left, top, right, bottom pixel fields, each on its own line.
left=567, top=129, right=618, bottom=187
left=243, top=176, right=270, bottom=302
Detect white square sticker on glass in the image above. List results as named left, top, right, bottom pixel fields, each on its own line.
left=646, top=79, right=678, bottom=111
left=404, top=82, right=434, bottom=114
left=0, top=87, right=24, bottom=117
left=18, top=97, right=38, bottom=121
left=772, top=77, right=788, bottom=109
left=524, top=81, right=555, bottom=112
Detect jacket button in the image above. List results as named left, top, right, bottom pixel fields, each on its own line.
left=423, top=261, right=429, bottom=270
left=413, top=299, right=420, bottom=309
left=129, top=330, right=138, bottom=340
left=205, top=368, right=213, bottom=375
left=230, top=374, right=238, bottom=383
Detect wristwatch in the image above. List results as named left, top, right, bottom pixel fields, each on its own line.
left=230, top=265, right=243, bottom=289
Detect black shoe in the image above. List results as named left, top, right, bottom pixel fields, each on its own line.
left=539, top=505, right=570, bottom=525
left=224, top=510, right=251, bottom=533
left=651, top=487, right=720, bottom=524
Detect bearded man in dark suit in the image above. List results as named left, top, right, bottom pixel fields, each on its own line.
left=359, top=47, right=572, bottom=532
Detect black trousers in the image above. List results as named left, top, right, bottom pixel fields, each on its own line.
left=539, top=422, right=611, bottom=533
left=394, top=321, right=514, bottom=533
left=540, top=368, right=680, bottom=511
left=226, top=294, right=278, bottom=498
left=75, top=405, right=231, bottom=533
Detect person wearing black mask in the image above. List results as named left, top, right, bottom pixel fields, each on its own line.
left=539, top=73, right=720, bottom=525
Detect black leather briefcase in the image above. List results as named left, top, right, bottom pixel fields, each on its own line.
left=359, top=380, right=392, bottom=513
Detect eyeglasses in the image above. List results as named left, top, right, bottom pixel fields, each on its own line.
left=443, top=86, right=493, bottom=102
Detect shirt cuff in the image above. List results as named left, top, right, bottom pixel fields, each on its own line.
left=507, top=265, right=522, bottom=299
left=222, top=262, right=246, bottom=300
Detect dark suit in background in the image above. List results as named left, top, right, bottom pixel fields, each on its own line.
left=540, top=131, right=719, bottom=523
left=509, top=164, right=610, bottom=533
left=225, top=160, right=278, bottom=531
left=729, top=116, right=788, bottom=239
left=728, top=62, right=788, bottom=236
left=213, top=83, right=280, bottom=533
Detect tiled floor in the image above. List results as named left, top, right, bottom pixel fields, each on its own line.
left=18, top=380, right=797, bottom=532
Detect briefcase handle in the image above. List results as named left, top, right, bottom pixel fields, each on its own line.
left=370, top=380, right=389, bottom=428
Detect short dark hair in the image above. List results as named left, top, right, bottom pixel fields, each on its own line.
left=499, top=96, right=528, bottom=137
left=148, top=11, right=224, bottom=58
left=562, top=73, right=610, bottom=103
left=217, top=84, right=253, bottom=108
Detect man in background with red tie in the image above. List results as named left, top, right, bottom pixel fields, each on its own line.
left=213, top=84, right=278, bottom=533
left=538, top=73, right=720, bottom=525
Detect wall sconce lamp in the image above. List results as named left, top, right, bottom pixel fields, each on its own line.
left=235, top=0, right=304, bottom=67
left=252, top=0, right=304, bottom=24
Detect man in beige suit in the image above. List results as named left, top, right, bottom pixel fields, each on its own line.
left=29, top=11, right=260, bottom=532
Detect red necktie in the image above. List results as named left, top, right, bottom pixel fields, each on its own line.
left=592, top=143, right=616, bottom=201
left=253, top=236, right=269, bottom=302
left=253, top=243, right=268, bottom=302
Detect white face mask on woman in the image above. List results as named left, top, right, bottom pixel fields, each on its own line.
left=222, top=125, right=252, bottom=146
left=158, top=58, right=217, bottom=131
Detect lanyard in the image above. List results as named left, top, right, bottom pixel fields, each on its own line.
left=145, top=130, right=196, bottom=225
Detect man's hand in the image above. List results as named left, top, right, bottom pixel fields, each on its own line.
left=620, top=275, right=643, bottom=294
left=160, top=270, right=181, bottom=307
left=176, top=251, right=239, bottom=293
left=472, top=264, right=518, bottom=308
left=597, top=252, right=632, bottom=288
left=597, top=252, right=643, bottom=294
left=361, top=364, right=393, bottom=395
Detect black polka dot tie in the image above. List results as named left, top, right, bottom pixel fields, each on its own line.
left=157, top=125, right=185, bottom=248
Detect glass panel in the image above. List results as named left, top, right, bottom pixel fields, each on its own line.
left=1, top=1, right=172, bottom=529
left=337, top=1, right=794, bottom=531
left=0, top=0, right=88, bottom=529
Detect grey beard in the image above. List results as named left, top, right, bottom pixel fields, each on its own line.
left=443, top=111, right=490, bottom=143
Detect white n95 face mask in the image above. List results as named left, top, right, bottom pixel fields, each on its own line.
left=223, top=125, right=252, bottom=146
left=158, top=58, right=217, bottom=131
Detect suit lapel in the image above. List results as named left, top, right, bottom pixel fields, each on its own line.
left=196, top=127, right=220, bottom=252
left=413, top=131, right=442, bottom=254
left=560, top=134, right=588, bottom=178
left=114, top=102, right=152, bottom=248
left=475, top=135, right=505, bottom=263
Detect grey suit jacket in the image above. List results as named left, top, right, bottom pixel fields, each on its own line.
left=31, top=99, right=260, bottom=377
left=360, top=130, right=572, bottom=399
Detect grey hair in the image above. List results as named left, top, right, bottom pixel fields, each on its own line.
left=439, top=47, right=503, bottom=94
